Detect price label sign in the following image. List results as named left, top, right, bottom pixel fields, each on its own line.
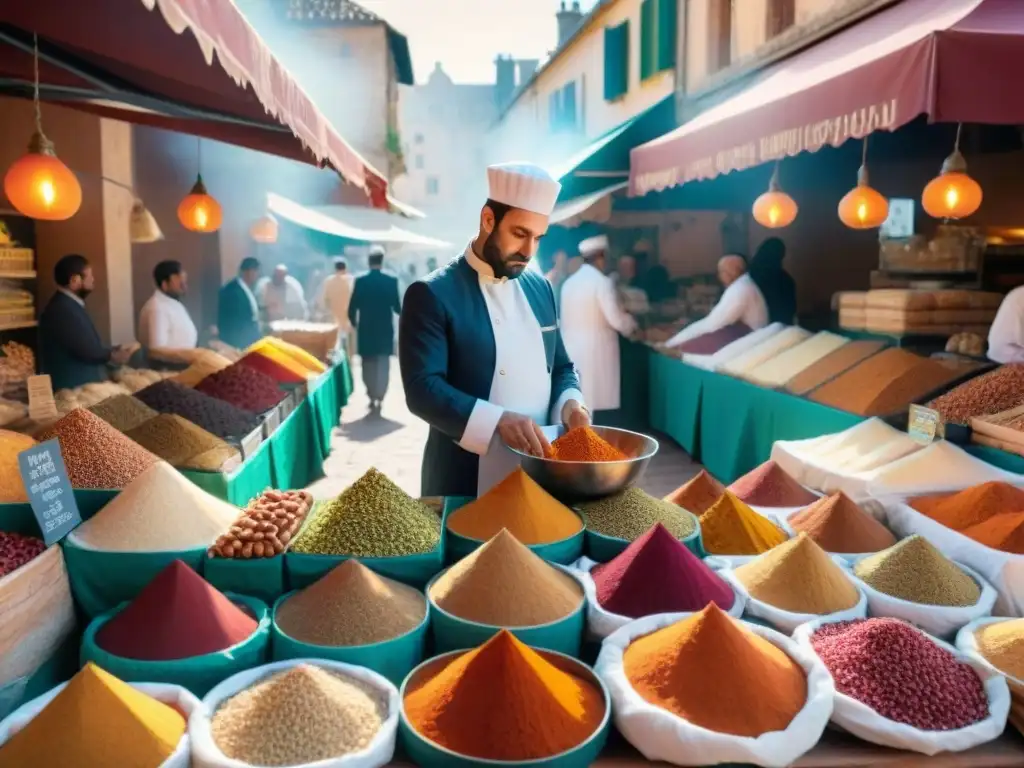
left=908, top=404, right=945, bottom=445
left=27, top=374, right=58, bottom=423
left=17, top=439, right=82, bottom=546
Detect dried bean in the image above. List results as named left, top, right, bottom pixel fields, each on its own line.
left=135, top=380, right=258, bottom=439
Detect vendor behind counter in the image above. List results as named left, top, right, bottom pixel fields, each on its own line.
left=38, top=254, right=134, bottom=390
left=137, top=260, right=199, bottom=370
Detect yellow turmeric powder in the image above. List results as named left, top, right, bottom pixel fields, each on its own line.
left=549, top=427, right=628, bottom=462
left=0, top=663, right=185, bottom=767
left=447, top=467, right=583, bottom=544
left=700, top=491, right=788, bottom=555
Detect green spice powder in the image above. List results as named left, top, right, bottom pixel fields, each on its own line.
left=291, top=468, right=441, bottom=557
left=580, top=487, right=697, bottom=541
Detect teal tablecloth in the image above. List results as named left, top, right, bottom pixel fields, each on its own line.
left=966, top=444, right=1024, bottom=475
left=648, top=354, right=705, bottom=456
left=697, top=372, right=863, bottom=483
left=270, top=399, right=324, bottom=490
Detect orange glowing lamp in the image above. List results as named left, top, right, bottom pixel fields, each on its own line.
left=177, top=175, right=222, bottom=233
left=250, top=214, right=279, bottom=244
left=922, top=149, right=982, bottom=220
left=3, top=132, right=82, bottom=221
left=839, top=165, right=889, bottom=229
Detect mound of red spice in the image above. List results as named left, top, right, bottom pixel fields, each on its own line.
left=0, top=531, right=46, bottom=578
left=196, top=363, right=287, bottom=414
left=95, top=560, right=258, bottom=661
left=728, top=460, right=818, bottom=507
left=237, top=352, right=307, bottom=385
left=664, top=470, right=725, bottom=516
left=811, top=618, right=989, bottom=731
left=548, top=426, right=627, bottom=462
left=592, top=523, right=734, bottom=618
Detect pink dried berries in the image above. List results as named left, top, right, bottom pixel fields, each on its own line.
left=811, top=618, right=988, bottom=731
left=0, top=531, right=46, bottom=578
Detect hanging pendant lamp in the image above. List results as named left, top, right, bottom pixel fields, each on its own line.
left=3, top=34, right=82, bottom=221
left=177, top=139, right=222, bottom=233
left=752, top=161, right=798, bottom=229
left=922, top=123, right=982, bottom=220
left=838, top=138, right=889, bottom=229
left=250, top=213, right=279, bottom=244
left=130, top=199, right=163, bottom=244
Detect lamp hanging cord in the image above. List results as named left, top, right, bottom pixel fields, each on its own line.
left=29, top=33, right=55, bottom=156
left=954, top=122, right=964, bottom=152
left=862, top=136, right=868, bottom=166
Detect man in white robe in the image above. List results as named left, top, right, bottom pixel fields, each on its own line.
left=399, top=163, right=590, bottom=496
left=988, top=285, right=1024, bottom=363
left=559, top=235, right=638, bottom=413
left=664, top=254, right=768, bottom=349
left=256, top=265, right=308, bottom=322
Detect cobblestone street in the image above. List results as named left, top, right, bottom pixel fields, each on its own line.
left=308, top=357, right=699, bottom=499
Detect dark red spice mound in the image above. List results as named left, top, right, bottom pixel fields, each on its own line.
left=728, top=460, right=818, bottom=507
left=592, top=523, right=735, bottom=618
left=135, top=379, right=259, bottom=439
left=676, top=323, right=751, bottom=355
left=237, top=352, right=307, bottom=385
left=811, top=618, right=989, bottom=731
left=0, top=531, right=46, bottom=578
left=196, top=363, right=287, bottom=414
left=95, top=560, right=259, bottom=661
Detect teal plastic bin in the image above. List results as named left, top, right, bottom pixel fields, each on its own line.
left=80, top=593, right=270, bottom=696
left=0, top=490, right=118, bottom=538
left=425, top=567, right=585, bottom=658
left=62, top=538, right=207, bottom=618
left=270, top=592, right=429, bottom=686
left=398, top=648, right=611, bottom=768
left=204, top=554, right=286, bottom=604
left=585, top=514, right=703, bottom=563
left=443, top=496, right=584, bottom=566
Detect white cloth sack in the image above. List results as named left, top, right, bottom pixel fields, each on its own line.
left=190, top=658, right=400, bottom=768
left=595, top=613, right=834, bottom=767
left=771, top=419, right=924, bottom=500
left=956, top=617, right=1024, bottom=695
left=844, top=558, right=997, bottom=639
left=793, top=617, right=1010, bottom=755
left=718, top=558, right=868, bottom=634
left=863, top=441, right=1024, bottom=501
left=0, top=680, right=200, bottom=767
left=682, top=323, right=785, bottom=371
left=572, top=557, right=745, bottom=639
left=879, top=501, right=1024, bottom=617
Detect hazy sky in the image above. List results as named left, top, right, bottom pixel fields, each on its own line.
left=359, top=0, right=600, bottom=84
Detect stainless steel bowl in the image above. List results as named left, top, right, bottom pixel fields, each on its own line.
left=507, top=425, right=659, bottom=502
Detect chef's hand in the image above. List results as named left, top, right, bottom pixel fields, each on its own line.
left=110, top=346, right=133, bottom=365
left=561, top=399, right=591, bottom=431
left=498, top=412, right=550, bottom=457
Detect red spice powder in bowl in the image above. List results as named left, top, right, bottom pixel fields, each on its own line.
left=810, top=618, right=989, bottom=731
left=548, top=427, right=628, bottom=462
left=196, top=363, right=287, bottom=414
left=95, top=560, right=258, bottom=660
left=728, top=460, right=818, bottom=507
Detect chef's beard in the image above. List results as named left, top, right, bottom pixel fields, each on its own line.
left=482, top=231, right=529, bottom=280
left=75, top=287, right=92, bottom=300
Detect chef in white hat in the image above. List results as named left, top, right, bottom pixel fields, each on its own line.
left=559, top=235, right=638, bottom=414
left=399, top=162, right=590, bottom=497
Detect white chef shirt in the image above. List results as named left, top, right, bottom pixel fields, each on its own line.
left=455, top=245, right=585, bottom=496
left=257, top=275, right=308, bottom=322
left=237, top=277, right=259, bottom=323
left=988, top=285, right=1024, bottom=364
left=138, top=290, right=198, bottom=349
left=665, top=273, right=769, bottom=348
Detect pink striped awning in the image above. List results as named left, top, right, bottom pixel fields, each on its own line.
left=630, top=0, right=1024, bottom=196
left=0, top=0, right=387, bottom=202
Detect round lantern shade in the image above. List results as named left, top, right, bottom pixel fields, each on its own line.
left=922, top=171, right=983, bottom=220
left=839, top=184, right=889, bottom=229
left=250, top=214, right=278, bottom=244
left=753, top=190, right=798, bottom=229
left=177, top=176, right=222, bottom=233
left=4, top=149, right=82, bottom=221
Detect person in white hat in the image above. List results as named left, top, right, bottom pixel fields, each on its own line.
left=559, top=235, right=639, bottom=414
left=399, top=162, right=590, bottom=497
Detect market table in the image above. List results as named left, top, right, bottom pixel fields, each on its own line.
left=647, top=348, right=705, bottom=456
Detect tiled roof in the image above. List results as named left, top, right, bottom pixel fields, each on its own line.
left=285, top=0, right=381, bottom=24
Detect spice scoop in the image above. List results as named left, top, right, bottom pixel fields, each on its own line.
left=508, top=424, right=658, bottom=502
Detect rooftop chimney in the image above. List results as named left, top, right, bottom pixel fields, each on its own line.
left=494, top=54, right=517, bottom=109
left=517, top=59, right=540, bottom=84
left=557, top=1, right=584, bottom=47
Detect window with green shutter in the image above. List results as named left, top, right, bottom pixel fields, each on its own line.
left=603, top=21, right=629, bottom=101
left=640, top=0, right=657, bottom=81
left=657, top=0, right=677, bottom=71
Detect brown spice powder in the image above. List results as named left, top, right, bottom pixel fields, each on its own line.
left=664, top=470, right=725, bottom=515
left=789, top=492, right=897, bottom=553
left=785, top=340, right=886, bottom=396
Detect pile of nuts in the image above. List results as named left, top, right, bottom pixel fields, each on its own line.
left=208, top=489, right=314, bottom=559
